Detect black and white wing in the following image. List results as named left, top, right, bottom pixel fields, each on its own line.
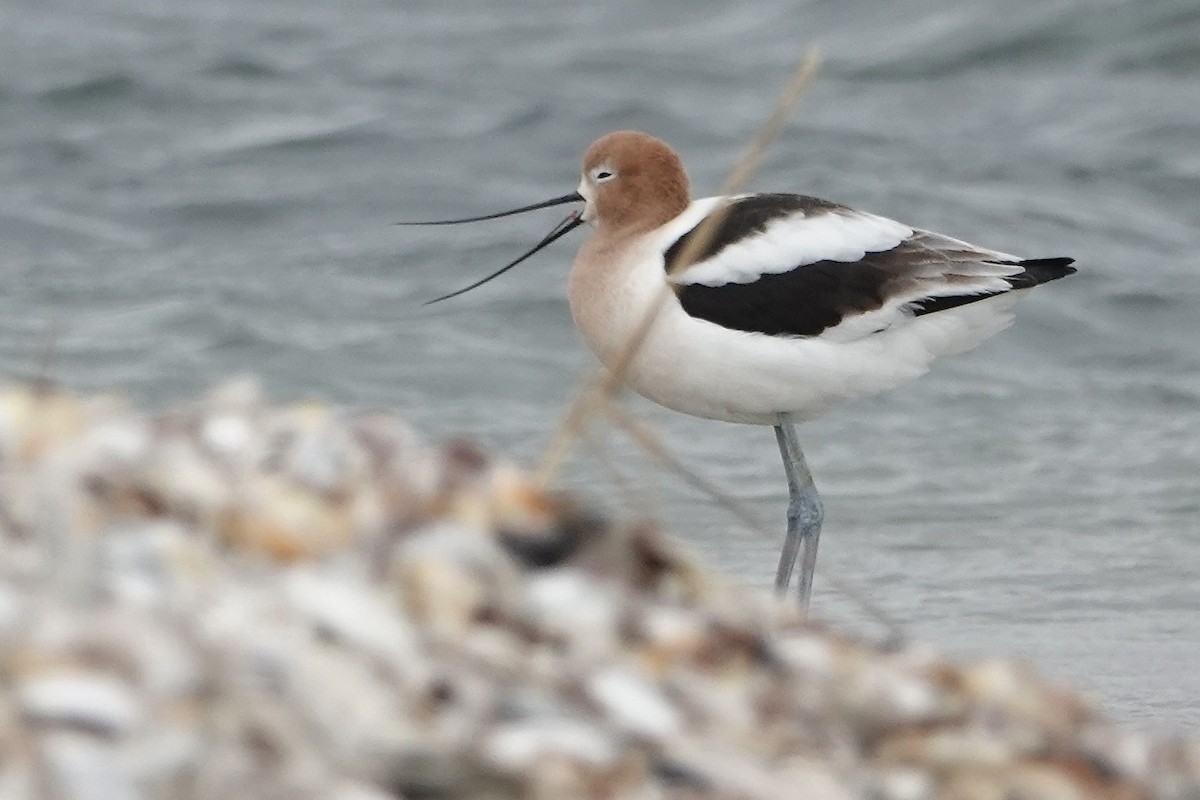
left=663, top=193, right=1075, bottom=341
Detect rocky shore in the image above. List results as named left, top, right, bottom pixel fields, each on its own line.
left=0, top=379, right=1195, bottom=799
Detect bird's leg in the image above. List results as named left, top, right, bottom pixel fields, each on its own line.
left=773, top=413, right=824, bottom=608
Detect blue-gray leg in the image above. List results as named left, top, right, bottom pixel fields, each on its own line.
left=773, top=413, right=824, bottom=608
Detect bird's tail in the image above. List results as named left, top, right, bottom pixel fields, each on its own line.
left=993, top=257, right=1077, bottom=288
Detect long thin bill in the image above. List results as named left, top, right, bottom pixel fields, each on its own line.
left=425, top=212, right=585, bottom=305
left=398, top=192, right=583, bottom=225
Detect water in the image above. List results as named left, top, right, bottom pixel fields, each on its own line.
left=2, top=0, right=1198, bottom=731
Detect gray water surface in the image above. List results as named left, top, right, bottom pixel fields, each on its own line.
left=2, top=0, right=1198, bottom=730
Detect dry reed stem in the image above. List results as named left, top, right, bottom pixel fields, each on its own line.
left=599, top=400, right=773, bottom=535
left=579, top=422, right=658, bottom=520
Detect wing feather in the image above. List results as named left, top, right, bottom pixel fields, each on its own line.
left=661, top=194, right=1074, bottom=341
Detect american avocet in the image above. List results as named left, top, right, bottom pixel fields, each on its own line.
left=407, top=130, right=1076, bottom=608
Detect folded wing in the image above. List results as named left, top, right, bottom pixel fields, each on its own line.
left=664, top=193, right=1075, bottom=342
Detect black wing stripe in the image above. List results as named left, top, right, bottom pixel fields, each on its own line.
left=678, top=252, right=1077, bottom=338
left=677, top=255, right=895, bottom=338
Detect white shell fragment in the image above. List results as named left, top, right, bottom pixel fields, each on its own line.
left=18, top=673, right=143, bottom=735
left=484, top=719, right=618, bottom=771
left=587, top=667, right=682, bottom=740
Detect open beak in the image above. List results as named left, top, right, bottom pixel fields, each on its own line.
left=397, top=191, right=583, bottom=226
left=398, top=192, right=585, bottom=304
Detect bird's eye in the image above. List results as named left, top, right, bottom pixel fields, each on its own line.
left=591, top=167, right=616, bottom=183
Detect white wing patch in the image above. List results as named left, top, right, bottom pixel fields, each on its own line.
left=672, top=205, right=912, bottom=288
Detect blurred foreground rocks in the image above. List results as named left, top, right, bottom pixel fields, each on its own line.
left=0, top=378, right=1195, bottom=800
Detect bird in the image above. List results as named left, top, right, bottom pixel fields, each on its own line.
left=403, top=130, right=1076, bottom=608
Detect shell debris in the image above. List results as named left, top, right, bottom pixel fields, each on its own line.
left=0, top=379, right=1194, bottom=799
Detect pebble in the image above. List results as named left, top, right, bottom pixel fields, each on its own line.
left=0, top=379, right=1191, bottom=799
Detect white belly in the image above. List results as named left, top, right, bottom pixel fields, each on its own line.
left=569, top=237, right=1020, bottom=426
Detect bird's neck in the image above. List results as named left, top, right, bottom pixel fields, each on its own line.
left=567, top=229, right=665, bottom=370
